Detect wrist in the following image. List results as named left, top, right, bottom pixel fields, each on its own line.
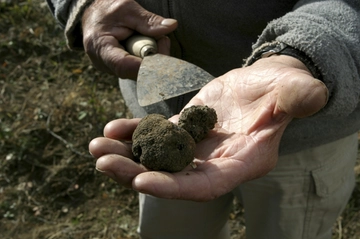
left=246, top=42, right=323, bottom=81
left=256, top=54, right=311, bottom=74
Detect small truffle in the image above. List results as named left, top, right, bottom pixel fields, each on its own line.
left=178, top=105, right=217, bottom=143
left=132, top=114, right=196, bottom=172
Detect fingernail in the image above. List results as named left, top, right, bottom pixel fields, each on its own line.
left=323, top=85, right=329, bottom=104
left=96, top=168, right=115, bottom=178
left=161, top=18, right=177, bottom=26
left=317, top=80, right=329, bottom=105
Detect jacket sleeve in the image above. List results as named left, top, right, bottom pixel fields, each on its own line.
left=247, top=0, right=360, bottom=117
left=46, top=0, right=93, bottom=50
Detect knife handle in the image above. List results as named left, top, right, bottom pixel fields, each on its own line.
left=125, top=35, right=158, bottom=58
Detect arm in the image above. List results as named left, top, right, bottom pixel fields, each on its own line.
left=90, top=55, right=328, bottom=201
left=249, top=0, right=360, bottom=117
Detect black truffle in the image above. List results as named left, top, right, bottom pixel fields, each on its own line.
left=178, top=105, right=217, bottom=143
left=132, top=114, right=196, bottom=172
left=131, top=106, right=218, bottom=172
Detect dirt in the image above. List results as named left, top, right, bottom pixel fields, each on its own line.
left=1, top=1, right=360, bottom=239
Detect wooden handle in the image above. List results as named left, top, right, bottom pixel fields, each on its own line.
left=125, top=35, right=158, bottom=58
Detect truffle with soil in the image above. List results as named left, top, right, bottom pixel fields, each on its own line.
left=132, top=105, right=217, bottom=172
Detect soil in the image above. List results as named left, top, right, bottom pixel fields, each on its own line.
left=1, top=1, right=360, bottom=238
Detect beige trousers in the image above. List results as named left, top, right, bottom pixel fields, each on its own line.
left=138, top=133, right=358, bottom=239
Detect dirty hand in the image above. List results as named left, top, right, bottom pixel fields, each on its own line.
left=89, top=55, right=329, bottom=201
left=81, top=0, right=177, bottom=79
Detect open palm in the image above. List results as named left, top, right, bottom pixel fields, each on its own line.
left=90, top=55, right=328, bottom=201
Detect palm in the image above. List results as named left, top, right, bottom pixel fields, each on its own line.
left=193, top=65, right=290, bottom=158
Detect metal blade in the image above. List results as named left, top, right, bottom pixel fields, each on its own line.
left=137, top=54, right=214, bottom=107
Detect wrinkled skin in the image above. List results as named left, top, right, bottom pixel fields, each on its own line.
left=89, top=54, right=328, bottom=201
left=81, top=0, right=177, bottom=79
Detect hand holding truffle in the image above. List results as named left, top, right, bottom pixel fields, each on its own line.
left=89, top=55, right=328, bottom=201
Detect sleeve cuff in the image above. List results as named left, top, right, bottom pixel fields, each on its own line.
left=64, top=0, right=94, bottom=50
left=245, top=41, right=323, bottom=81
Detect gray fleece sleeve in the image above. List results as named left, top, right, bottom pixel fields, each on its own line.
left=46, top=0, right=93, bottom=49
left=248, top=0, right=360, bottom=118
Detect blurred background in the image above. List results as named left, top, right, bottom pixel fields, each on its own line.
left=0, top=0, right=359, bottom=238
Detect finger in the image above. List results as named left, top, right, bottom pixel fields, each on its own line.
left=96, top=154, right=147, bottom=188
left=104, top=118, right=141, bottom=140
left=94, top=0, right=178, bottom=37
left=156, top=36, right=171, bottom=55
left=132, top=158, right=246, bottom=201
left=168, top=114, right=180, bottom=124
left=83, top=0, right=178, bottom=37
left=85, top=35, right=141, bottom=79
left=89, top=137, right=134, bottom=159
left=276, top=76, right=329, bottom=118
left=124, top=5, right=178, bottom=36
left=132, top=169, right=217, bottom=201
left=132, top=131, right=284, bottom=201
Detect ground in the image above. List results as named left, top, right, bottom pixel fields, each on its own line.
left=0, top=1, right=360, bottom=238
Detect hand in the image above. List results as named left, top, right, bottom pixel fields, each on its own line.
left=89, top=55, right=328, bottom=201
left=81, top=0, right=178, bottom=79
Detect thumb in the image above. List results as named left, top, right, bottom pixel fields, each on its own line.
left=276, top=75, right=329, bottom=118
left=127, top=2, right=178, bottom=36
